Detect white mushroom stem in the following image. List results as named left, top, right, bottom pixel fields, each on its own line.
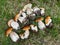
left=10, top=31, right=19, bottom=42
left=11, top=21, right=20, bottom=30
left=18, top=12, right=27, bottom=23
left=8, top=19, right=20, bottom=30
left=38, top=21, right=46, bottom=30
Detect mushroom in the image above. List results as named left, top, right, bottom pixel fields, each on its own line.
left=18, top=12, right=27, bottom=23
left=45, top=16, right=53, bottom=28
left=20, top=30, right=29, bottom=39
left=35, top=17, right=46, bottom=30
left=9, top=31, right=19, bottom=42
left=14, top=10, right=23, bottom=22
left=5, top=28, right=19, bottom=42
left=8, top=19, right=20, bottom=30
left=14, top=14, right=20, bottom=22
left=14, top=10, right=27, bottom=23
left=30, top=24, right=38, bottom=32
left=33, top=7, right=45, bottom=16
left=28, top=13, right=36, bottom=20
left=40, top=8, right=45, bottom=16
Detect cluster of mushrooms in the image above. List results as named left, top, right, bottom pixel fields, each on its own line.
left=5, top=3, right=53, bottom=42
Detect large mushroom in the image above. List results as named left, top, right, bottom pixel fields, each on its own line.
left=9, top=31, right=19, bottom=42
left=8, top=19, right=20, bottom=30
left=35, top=17, right=46, bottom=30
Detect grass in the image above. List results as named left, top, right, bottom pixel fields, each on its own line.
left=0, top=0, right=60, bottom=45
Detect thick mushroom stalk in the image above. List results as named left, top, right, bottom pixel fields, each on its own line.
left=10, top=31, right=19, bottom=42
left=35, top=17, right=46, bottom=30
left=8, top=19, right=20, bottom=30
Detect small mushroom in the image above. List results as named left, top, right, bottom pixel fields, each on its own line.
left=33, top=7, right=45, bottom=16
left=20, top=25, right=30, bottom=39
left=45, top=16, right=53, bottom=28
left=28, top=13, right=36, bottom=20
left=30, top=24, right=38, bottom=32
left=18, top=12, right=27, bottom=23
left=10, top=31, right=19, bottom=42
left=19, top=30, right=30, bottom=39
left=5, top=27, right=13, bottom=37
left=14, top=10, right=23, bottom=22
left=35, top=17, right=46, bottom=30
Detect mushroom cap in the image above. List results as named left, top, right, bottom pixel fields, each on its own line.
left=8, top=19, right=14, bottom=27
left=14, top=10, right=23, bottom=22
left=5, top=27, right=13, bottom=37
left=9, top=31, right=19, bottom=42
left=45, top=16, right=51, bottom=24
left=22, top=25, right=30, bottom=31
left=35, top=17, right=44, bottom=22
left=14, top=14, right=20, bottom=22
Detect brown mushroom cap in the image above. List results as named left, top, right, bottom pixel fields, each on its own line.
left=22, top=25, right=30, bottom=31
left=14, top=10, right=23, bottom=22
left=45, top=16, right=51, bottom=24
left=14, top=14, right=20, bottom=22
left=46, top=16, right=51, bottom=19
left=35, top=17, right=44, bottom=22
left=5, top=27, right=13, bottom=37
